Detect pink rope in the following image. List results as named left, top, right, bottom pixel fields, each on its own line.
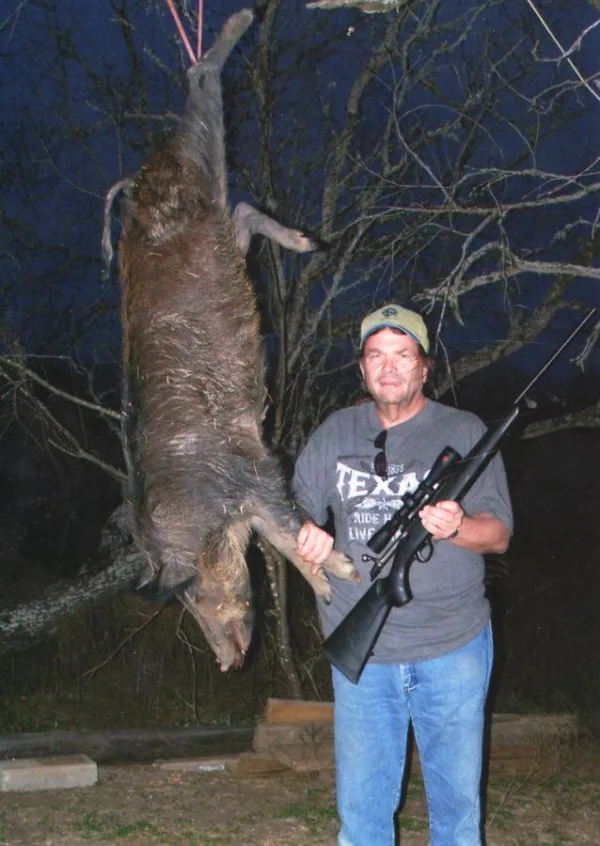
left=196, top=0, right=203, bottom=58
left=164, top=0, right=197, bottom=65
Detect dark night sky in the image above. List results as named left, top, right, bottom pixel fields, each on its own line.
left=1, top=0, right=599, bottom=392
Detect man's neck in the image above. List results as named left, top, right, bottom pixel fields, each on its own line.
left=375, top=395, right=428, bottom=429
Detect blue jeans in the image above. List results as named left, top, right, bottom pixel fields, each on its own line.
left=332, top=623, right=493, bottom=846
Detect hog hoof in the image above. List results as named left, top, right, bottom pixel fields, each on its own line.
left=323, top=549, right=360, bottom=583
left=309, top=567, right=332, bottom=603
left=288, top=230, right=316, bottom=253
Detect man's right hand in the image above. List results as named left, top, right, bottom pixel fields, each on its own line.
left=296, top=521, right=335, bottom=575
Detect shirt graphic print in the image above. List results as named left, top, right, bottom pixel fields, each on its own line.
left=336, top=454, right=420, bottom=546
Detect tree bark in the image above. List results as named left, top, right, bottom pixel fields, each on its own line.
left=0, top=505, right=144, bottom=656
left=261, top=544, right=303, bottom=699
left=306, top=0, right=405, bottom=11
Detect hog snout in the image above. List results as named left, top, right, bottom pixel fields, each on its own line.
left=181, top=587, right=254, bottom=672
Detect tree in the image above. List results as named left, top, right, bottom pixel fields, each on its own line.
left=306, top=0, right=600, bottom=16
left=241, top=0, right=599, bottom=452
left=0, top=0, right=598, bottom=685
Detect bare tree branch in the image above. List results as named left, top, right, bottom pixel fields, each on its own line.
left=0, top=550, right=144, bottom=656
left=522, top=395, right=600, bottom=438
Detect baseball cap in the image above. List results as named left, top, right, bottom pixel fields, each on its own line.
left=360, top=304, right=430, bottom=353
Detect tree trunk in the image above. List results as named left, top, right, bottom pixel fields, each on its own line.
left=260, top=544, right=303, bottom=699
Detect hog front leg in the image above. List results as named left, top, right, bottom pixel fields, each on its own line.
left=232, top=201, right=316, bottom=256
left=250, top=511, right=359, bottom=603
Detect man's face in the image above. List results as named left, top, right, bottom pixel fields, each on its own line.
left=359, top=328, right=428, bottom=409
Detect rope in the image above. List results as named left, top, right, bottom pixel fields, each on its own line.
left=197, top=0, right=203, bottom=59
left=164, top=0, right=204, bottom=64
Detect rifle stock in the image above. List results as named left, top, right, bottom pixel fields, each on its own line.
left=322, top=309, right=596, bottom=684
left=322, top=580, right=392, bottom=684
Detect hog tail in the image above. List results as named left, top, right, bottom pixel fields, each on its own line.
left=101, top=177, right=133, bottom=279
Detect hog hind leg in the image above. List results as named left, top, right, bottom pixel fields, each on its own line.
left=232, top=201, right=316, bottom=257
left=180, top=9, right=254, bottom=209
left=201, top=9, right=254, bottom=71
left=179, top=518, right=255, bottom=672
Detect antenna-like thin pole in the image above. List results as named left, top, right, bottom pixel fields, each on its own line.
left=513, top=309, right=597, bottom=406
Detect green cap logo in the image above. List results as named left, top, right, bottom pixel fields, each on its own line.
left=360, top=304, right=429, bottom=353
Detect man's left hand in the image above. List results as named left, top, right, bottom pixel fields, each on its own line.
left=419, top=500, right=464, bottom=541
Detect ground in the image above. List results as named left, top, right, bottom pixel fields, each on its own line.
left=1, top=744, right=600, bottom=845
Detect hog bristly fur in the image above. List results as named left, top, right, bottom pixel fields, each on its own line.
left=118, top=9, right=358, bottom=671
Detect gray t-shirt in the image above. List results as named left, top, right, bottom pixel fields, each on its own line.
left=293, top=399, right=513, bottom=663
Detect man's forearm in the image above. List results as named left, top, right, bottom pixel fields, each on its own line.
left=450, top=511, right=510, bottom=554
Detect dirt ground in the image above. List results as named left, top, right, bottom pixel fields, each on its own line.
left=1, top=744, right=600, bottom=845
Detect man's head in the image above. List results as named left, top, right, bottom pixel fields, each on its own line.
left=359, top=305, right=432, bottom=419
left=360, top=304, right=429, bottom=353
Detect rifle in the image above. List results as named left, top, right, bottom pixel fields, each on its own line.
left=322, top=309, right=597, bottom=684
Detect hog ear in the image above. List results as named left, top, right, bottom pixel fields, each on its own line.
left=156, top=566, right=198, bottom=598
left=135, top=569, right=197, bottom=604
left=142, top=532, right=200, bottom=598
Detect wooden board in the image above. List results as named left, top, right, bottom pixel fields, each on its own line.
left=253, top=721, right=334, bottom=752
left=262, top=700, right=578, bottom=745
left=268, top=741, right=335, bottom=774
left=0, top=726, right=253, bottom=765
left=489, top=713, right=578, bottom=746
left=264, top=698, right=333, bottom=725
left=255, top=701, right=579, bottom=777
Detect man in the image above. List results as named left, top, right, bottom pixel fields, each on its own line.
left=293, top=304, right=513, bottom=846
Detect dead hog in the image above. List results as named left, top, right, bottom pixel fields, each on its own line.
left=118, top=9, right=358, bottom=671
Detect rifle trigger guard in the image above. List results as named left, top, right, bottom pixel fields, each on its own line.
left=417, top=539, right=433, bottom=563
